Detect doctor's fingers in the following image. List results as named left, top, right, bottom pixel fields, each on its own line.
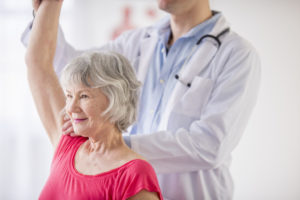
left=62, top=120, right=73, bottom=131
left=62, top=119, right=75, bottom=136
left=64, top=126, right=75, bottom=136
left=58, top=106, right=70, bottom=125
left=62, top=122, right=75, bottom=136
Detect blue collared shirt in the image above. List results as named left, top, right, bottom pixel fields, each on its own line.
left=130, top=13, right=221, bottom=135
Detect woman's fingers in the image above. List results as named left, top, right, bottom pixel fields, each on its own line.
left=32, top=0, right=41, bottom=12
left=32, top=0, right=63, bottom=14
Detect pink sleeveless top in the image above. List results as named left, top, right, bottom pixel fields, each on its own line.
left=39, top=135, right=163, bottom=200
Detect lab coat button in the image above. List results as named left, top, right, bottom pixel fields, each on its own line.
left=160, top=79, right=165, bottom=84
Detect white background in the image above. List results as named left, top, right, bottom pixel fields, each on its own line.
left=0, top=0, right=299, bottom=199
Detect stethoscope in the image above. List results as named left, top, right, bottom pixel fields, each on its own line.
left=175, top=27, right=230, bottom=87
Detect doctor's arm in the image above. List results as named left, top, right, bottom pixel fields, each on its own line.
left=25, top=0, right=65, bottom=148
left=130, top=44, right=261, bottom=173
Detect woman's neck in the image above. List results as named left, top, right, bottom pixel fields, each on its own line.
left=85, top=125, right=126, bottom=156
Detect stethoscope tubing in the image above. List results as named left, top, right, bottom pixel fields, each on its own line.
left=175, top=27, right=230, bottom=87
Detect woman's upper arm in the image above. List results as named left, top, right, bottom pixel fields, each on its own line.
left=25, top=1, right=65, bottom=148
left=127, top=190, right=160, bottom=200
left=27, top=66, right=65, bottom=147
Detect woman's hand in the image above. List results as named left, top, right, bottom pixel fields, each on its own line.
left=32, top=0, right=41, bottom=13
left=32, top=0, right=63, bottom=14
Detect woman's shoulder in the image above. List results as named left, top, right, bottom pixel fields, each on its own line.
left=116, top=150, right=154, bottom=174
left=123, top=159, right=155, bottom=174
left=57, top=134, right=86, bottom=148
left=117, top=158, right=160, bottom=189
left=116, top=159, right=163, bottom=200
left=53, top=134, right=87, bottom=158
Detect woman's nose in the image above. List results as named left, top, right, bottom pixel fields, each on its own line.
left=66, top=98, right=80, bottom=113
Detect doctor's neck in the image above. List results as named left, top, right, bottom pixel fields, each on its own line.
left=168, top=4, right=212, bottom=46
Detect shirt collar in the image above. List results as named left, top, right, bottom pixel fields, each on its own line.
left=149, top=11, right=222, bottom=42
left=184, top=11, right=221, bottom=38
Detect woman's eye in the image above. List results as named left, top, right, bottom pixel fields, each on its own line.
left=80, top=94, right=88, bottom=99
left=66, top=94, right=72, bottom=98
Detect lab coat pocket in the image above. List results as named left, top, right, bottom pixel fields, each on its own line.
left=175, top=76, right=214, bottom=118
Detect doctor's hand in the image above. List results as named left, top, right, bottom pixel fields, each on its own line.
left=59, top=108, right=76, bottom=137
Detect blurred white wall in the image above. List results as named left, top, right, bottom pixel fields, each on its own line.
left=210, top=1, right=300, bottom=199
left=0, top=0, right=299, bottom=199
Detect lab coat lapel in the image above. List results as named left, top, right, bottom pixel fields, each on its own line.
left=158, top=15, right=230, bottom=130
left=136, top=34, right=158, bottom=84
left=179, top=15, right=229, bottom=82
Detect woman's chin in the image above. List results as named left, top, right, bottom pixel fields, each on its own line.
left=73, top=129, right=89, bottom=138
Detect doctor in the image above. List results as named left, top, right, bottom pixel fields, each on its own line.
left=22, top=0, right=260, bottom=199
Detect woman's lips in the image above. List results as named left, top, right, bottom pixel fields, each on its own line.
left=74, top=118, right=87, bottom=124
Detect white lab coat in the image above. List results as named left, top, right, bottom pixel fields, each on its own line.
left=22, top=14, right=260, bottom=200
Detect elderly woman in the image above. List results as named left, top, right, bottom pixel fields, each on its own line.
left=25, top=1, right=162, bottom=199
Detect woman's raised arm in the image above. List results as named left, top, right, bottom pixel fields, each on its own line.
left=25, top=0, right=65, bottom=148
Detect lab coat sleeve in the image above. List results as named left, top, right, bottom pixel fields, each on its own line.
left=21, top=22, right=83, bottom=77
left=21, top=22, right=129, bottom=77
left=130, top=41, right=261, bottom=174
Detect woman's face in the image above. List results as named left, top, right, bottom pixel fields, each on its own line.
left=65, top=83, right=110, bottom=137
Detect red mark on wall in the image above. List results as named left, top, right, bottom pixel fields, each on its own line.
left=111, top=6, right=136, bottom=40
left=110, top=5, right=160, bottom=40
left=146, top=7, right=157, bottom=19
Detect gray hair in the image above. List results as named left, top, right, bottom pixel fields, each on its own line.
left=60, top=51, right=141, bottom=132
